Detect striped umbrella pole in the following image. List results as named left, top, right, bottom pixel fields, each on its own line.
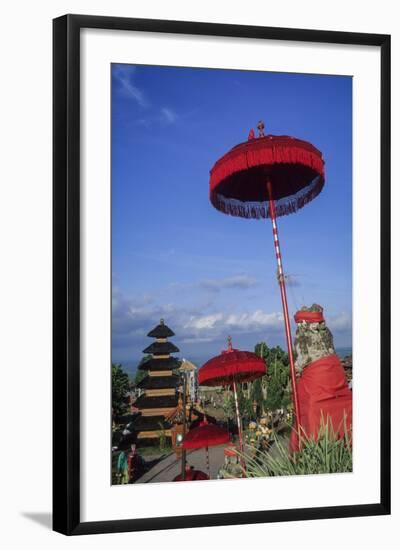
left=267, top=179, right=300, bottom=436
left=232, top=379, right=247, bottom=471
left=232, top=379, right=244, bottom=454
left=205, top=446, right=210, bottom=478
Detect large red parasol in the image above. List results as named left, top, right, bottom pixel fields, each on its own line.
left=181, top=420, right=230, bottom=477
left=210, top=134, right=324, bottom=219
left=209, top=128, right=326, bottom=436
left=198, top=337, right=266, bottom=457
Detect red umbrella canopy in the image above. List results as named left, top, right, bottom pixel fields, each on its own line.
left=198, top=339, right=267, bottom=387
left=182, top=421, right=230, bottom=450
left=209, top=134, right=325, bottom=219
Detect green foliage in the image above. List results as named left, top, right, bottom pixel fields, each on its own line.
left=134, top=355, right=152, bottom=386
left=222, top=341, right=291, bottom=427
left=244, top=418, right=352, bottom=477
left=255, top=342, right=290, bottom=411
left=157, top=423, right=171, bottom=454
left=222, top=390, right=236, bottom=419
left=138, top=354, right=152, bottom=367
left=112, top=363, right=130, bottom=417
left=237, top=384, right=254, bottom=420
left=134, top=369, right=147, bottom=386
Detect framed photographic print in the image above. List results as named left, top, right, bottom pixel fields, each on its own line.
left=53, top=14, right=390, bottom=535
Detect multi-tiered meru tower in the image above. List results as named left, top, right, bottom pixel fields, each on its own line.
left=133, top=319, right=181, bottom=443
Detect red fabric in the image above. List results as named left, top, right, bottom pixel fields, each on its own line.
left=173, top=468, right=209, bottom=481
left=182, top=422, right=230, bottom=450
left=289, top=354, right=352, bottom=452
left=224, top=443, right=238, bottom=457
left=294, top=310, right=325, bottom=323
left=199, top=349, right=266, bottom=386
left=209, top=135, right=325, bottom=219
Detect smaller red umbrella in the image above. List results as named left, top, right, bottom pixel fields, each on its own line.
left=198, top=337, right=267, bottom=456
left=182, top=420, right=229, bottom=477
left=173, top=464, right=209, bottom=481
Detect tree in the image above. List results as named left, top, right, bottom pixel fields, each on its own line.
left=112, top=363, right=130, bottom=418
left=254, top=342, right=290, bottom=411
left=134, top=369, right=147, bottom=386
left=222, top=390, right=235, bottom=420
left=237, top=384, right=254, bottom=422
left=250, top=378, right=264, bottom=417
left=134, top=355, right=151, bottom=386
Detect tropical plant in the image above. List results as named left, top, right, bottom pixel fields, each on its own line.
left=112, top=363, right=130, bottom=417
left=157, top=423, right=170, bottom=453
left=243, top=418, right=352, bottom=477
left=255, top=342, right=290, bottom=411
left=134, top=355, right=152, bottom=386
left=134, top=368, right=147, bottom=386
left=222, top=390, right=236, bottom=420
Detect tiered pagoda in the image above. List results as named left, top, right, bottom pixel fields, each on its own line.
left=132, top=319, right=181, bottom=443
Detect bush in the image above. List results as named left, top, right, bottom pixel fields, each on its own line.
left=112, top=363, right=130, bottom=417
left=243, top=418, right=352, bottom=477
left=254, top=342, right=291, bottom=412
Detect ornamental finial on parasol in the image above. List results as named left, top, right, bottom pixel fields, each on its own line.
left=257, top=120, right=265, bottom=137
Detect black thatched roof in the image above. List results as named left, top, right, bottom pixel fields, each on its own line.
left=131, top=415, right=171, bottom=432
left=147, top=319, right=175, bottom=339
left=137, top=374, right=180, bottom=390
left=142, top=341, right=180, bottom=355
left=138, top=357, right=181, bottom=371
left=135, top=394, right=178, bottom=410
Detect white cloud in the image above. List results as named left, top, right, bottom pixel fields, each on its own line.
left=225, top=310, right=283, bottom=330
left=180, top=336, right=215, bottom=344
left=112, top=287, right=352, bottom=363
left=184, top=313, right=224, bottom=330
left=184, top=310, right=283, bottom=334
left=326, top=311, right=352, bottom=331
left=160, top=107, right=177, bottom=124
left=113, top=65, right=148, bottom=107
left=199, top=274, right=257, bottom=292
left=112, top=286, right=285, bottom=360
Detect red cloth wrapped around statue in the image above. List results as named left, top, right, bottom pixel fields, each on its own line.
left=290, top=354, right=352, bottom=452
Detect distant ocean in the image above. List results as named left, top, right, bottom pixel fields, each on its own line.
left=336, top=347, right=352, bottom=358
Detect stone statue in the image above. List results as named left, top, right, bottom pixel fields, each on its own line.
left=294, top=303, right=335, bottom=375
left=290, top=305, right=352, bottom=452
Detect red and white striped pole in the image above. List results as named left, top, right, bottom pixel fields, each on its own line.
left=205, top=446, right=210, bottom=478
left=232, top=379, right=244, bottom=454
left=267, top=179, right=300, bottom=436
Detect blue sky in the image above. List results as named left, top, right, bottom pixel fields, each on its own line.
left=111, top=64, right=352, bottom=366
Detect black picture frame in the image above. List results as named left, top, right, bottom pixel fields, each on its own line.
left=53, top=14, right=391, bottom=536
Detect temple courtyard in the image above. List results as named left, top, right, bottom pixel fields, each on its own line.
left=135, top=445, right=226, bottom=483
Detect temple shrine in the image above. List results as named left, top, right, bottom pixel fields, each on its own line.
left=132, top=319, right=181, bottom=443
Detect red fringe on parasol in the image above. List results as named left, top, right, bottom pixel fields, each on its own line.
left=199, top=349, right=266, bottom=386
left=209, top=135, right=325, bottom=219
